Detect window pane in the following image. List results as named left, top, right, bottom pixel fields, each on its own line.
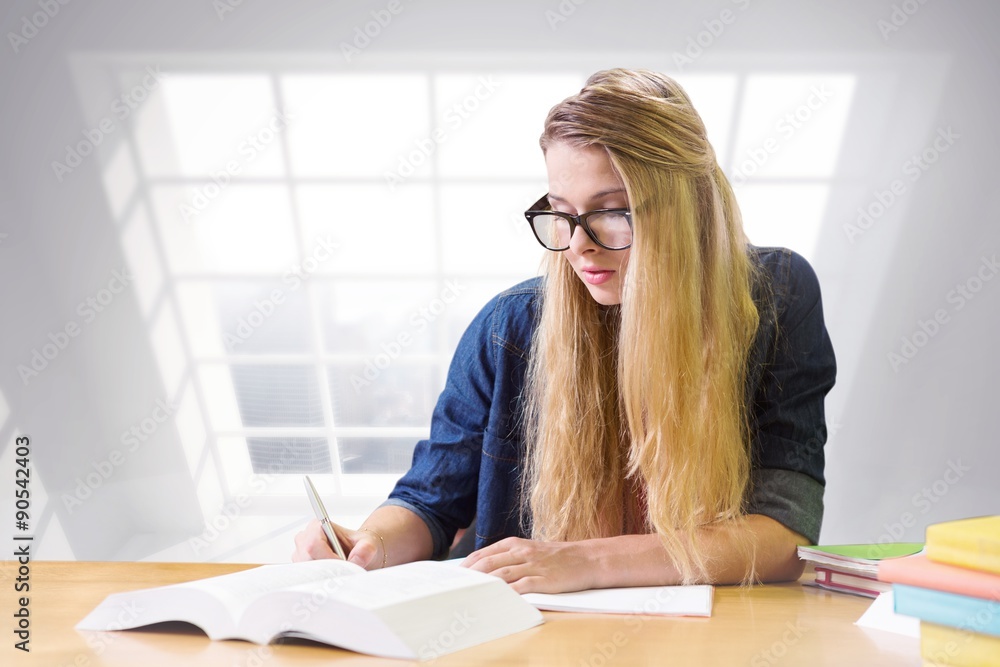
left=338, top=437, right=417, bottom=474
left=329, top=362, right=439, bottom=427
left=142, top=74, right=283, bottom=178
left=247, top=437, right=332, bottom=474
left=177, top=280, right=312, bottom=357
left=435, top=72, right=584, bottom=179
left=282, top=73, right=430, bottom=178
left=674, top=74, right=739, bottom=165
left=230, top=365, right=324, bottom=427
left=297, top=183, right=435, bottom=276
left=440, top=183, right=546, bottom=276
left=215, top=281, right=312, bottom=354
left=735, top=184, right=829, bottom=262
left=151, top=184, right=298, bottom=274
left=730, top=74, right=856, bottom=180
left=319, top=280, right=443, bottom=355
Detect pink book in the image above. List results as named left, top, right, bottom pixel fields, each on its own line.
left=878, top=554, right=1000, bottom=600
left=812, top=567, right=892, bottom=598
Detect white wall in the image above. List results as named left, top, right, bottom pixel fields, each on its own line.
left=0, top=0, right=997, bottom=562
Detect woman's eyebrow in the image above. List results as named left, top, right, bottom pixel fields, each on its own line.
left=548, top=188, right=627, bottom=204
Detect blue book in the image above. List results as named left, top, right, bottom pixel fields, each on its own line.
left=893, top=583, right=1000, bottom=637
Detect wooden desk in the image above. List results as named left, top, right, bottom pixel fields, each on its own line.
left=3, top=561, right=919, bottom=666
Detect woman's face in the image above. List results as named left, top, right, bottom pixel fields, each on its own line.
left=544, top=142, right=631, bottom=306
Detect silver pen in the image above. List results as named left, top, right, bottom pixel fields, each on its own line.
left=303, top=475, right=347, bottom=560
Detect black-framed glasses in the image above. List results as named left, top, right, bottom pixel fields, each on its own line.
left=523, top=194, right=632, bottom=251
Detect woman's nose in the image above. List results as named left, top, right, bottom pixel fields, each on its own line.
left=567, top=222, right=598, bottom=254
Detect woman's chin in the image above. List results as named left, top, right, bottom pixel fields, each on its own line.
left=582, top=282, right=622, bottom=306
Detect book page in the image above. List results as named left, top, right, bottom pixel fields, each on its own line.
left=176, top=559, right=364, bottom=614
left=281, top=560, right=493, bottom=611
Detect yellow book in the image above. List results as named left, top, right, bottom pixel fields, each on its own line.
left=926, top=516, right=1000, bottom=575
left=921, top=621, right=1000, bottom=667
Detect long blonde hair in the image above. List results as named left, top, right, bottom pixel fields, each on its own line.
left=523, top=69, right=762, bottom=583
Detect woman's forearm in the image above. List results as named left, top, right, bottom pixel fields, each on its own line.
left=591, top=514, right=809, bottom=588
left=355, top=505, right=436, bottom=568
left=462, top=514, right=809, bottom=593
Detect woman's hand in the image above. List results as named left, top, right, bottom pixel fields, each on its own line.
left=291, top=519, right=383, bottom=569
left=461, top=537, right=602, bottom=594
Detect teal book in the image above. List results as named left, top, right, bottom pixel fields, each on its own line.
left=893, top=583, right=1000, bottom=637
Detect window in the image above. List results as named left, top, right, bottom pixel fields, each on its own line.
left=81, top=54, right=855, bottom=557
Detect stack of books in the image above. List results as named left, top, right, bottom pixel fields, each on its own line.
left=878, top=515, right=1000, bottom=667
left=796, top=542, right=923, bottom=598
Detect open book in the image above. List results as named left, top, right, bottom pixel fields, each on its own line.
left=76, top=559, right=543, bottom=660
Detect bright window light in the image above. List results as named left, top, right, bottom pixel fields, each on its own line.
left=674, top=74, right=739, bottom=164
left=440, top=183, right=546, bottom=276
left=157, top=75, right=283, bottom=178
left=730, top=74, right=856, bottom=180
left=434, top=73, right=584, bottom=179
left=151, top=184, right=298, bottom=274
left=296, top=183, right=436, bottom=276
left=735, top=183, right=831, bottom=262
left=281, top=74, right=431, bottom=178
left=99, top=62, right=855, bottom=529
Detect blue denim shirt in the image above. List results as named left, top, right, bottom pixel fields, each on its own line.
left=385, top=246, right=837, bottom=557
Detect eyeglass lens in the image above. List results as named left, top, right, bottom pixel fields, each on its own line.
left=531, top=211, right=631, bottom=249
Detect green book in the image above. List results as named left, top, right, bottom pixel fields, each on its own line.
left=797, top=543, right=924, bottom=577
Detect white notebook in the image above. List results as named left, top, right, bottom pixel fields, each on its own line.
left=523, top=584, right=713, bottom=616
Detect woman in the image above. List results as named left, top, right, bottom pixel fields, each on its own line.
left=293, top=68, right=836, bottom=593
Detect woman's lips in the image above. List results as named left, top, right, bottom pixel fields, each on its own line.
left=581, top=269, right=615, bottom=285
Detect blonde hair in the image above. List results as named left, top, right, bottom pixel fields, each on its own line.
left=523, top=69, right=762, bottom=583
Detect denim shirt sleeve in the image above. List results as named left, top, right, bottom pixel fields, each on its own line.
left=381, top=290, right=501, bottom=559
left=745, top=248, right=837, bottom=545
